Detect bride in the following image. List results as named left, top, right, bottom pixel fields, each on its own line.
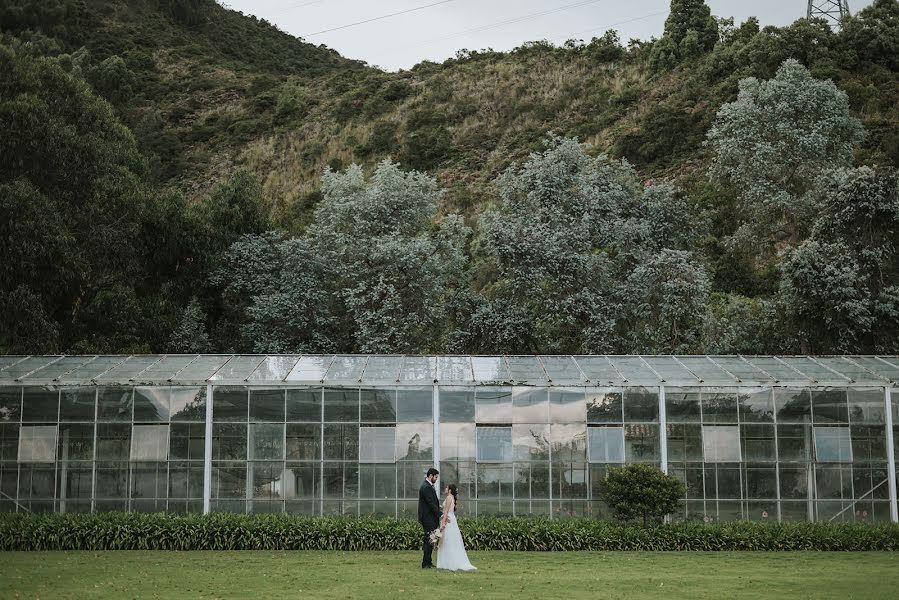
left=436, top=484, right=476, bottom=571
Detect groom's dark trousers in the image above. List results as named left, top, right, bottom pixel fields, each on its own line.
left=418, top=480, right=441, bottom=568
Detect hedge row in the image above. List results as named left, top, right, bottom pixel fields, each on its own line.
left=1, top=513, right=898, bottom=551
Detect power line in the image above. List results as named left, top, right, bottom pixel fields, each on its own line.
left=571, top=10, right=668, bottom=37
left=303, top=0, right=456, bottom=37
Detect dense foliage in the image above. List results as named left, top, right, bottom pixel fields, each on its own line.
left=2, top=0, right=899, bottom=354
left=2, top=513, right=898, bottom=551
left=602, top=464, right=687, bottom=525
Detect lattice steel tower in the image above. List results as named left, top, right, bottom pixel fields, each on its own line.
left=807, top=1, right=851, bottom=28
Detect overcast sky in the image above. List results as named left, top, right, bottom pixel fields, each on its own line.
left=220, top=0, right=873, bottom=71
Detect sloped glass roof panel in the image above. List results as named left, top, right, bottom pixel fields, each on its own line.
left=609, top=357, right=662, bottom=383
left=55, top=356, right=129, bottom=383
left=362, top=356, right=403, bottom=383
left=138, top=355, right=201, bottom=382
left=641, top=356, right=700, bottom=383
left=506, top=356, right=547, bottom=383
left=94, top=356, right=165, bottom=382
left=18, top=356, right=97, bottom=382
left=0, top=356, right=28, bottom=371
left=540, top=356, right=584, bottom=383
left=399, top=356, right=436, bottom=382
left=174, top=355, right=230, bottom=382
left=744, top=357, right=809, bottom=382
left=324, top=356, right=369, bottom=382
left=0, top=356, right=62, bottom=382
left=573, top=356, right=623, bottom=383
left=437, top=357, right=472, bottom=382
left=209, top=356, right=266, bottom=381
left=675, top=356, right=740, bottom=384
left=815, top=357, right=887, bottom=383
left=286, top=355, right=334, bottom=382
left=471, top=357, right=508, bottom=382
left=779, top=357, right=850, bottom=383
left=704, top=357, right=773, bottom=382
left=247, top=356, right=300, bottom=382
left=851, top=357, right=899, bottom=382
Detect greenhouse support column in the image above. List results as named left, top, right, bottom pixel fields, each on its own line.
left=432, top=385, right=440, bottom=471
left=203, top=384, right=213, bottom=515
left=659, top=386, right=668, bottom=474
left=885, top=387, right=897, bottom=523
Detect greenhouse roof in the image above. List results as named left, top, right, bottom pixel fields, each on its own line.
left=1, top=355, right=899, bottom=387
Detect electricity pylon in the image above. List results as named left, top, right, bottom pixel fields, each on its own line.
left=807, top=1, right=851, bottom=28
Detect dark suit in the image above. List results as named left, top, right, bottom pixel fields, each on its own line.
left=418, top=479, right=441, bottom=567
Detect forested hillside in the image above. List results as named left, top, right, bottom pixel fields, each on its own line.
left=2, top=0, right=899, bottom=355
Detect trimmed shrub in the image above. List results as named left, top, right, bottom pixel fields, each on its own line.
left=1, top=513, right=898, bottom=552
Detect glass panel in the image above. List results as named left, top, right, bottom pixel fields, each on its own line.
left=213, top=423, right=247, bottom=460
left=323, top=424, right=358, bottom=460
left=324, top=387, right=358, bottom=422
left=60, top=388, right=95, bottom=421
left=97, top=387, right=132, bottom=421
left=702, top=426, right=741, bottom=462
left=0, top=387, right=22, bottom=422
left=587, top=427, right=624, bottom=463
left=18, top=425, right=57, bottom=462
left=642, top=356, right=699, bottom=383
left=550, top=387, right=586, bottom=423
left=130, top=462, right=167, bottom=498
left=812, top=389, right=849, bottom=424
left=18, top=356, right=96, bottom=382
left=666, top=424, right=703, bottom=461
left=512, top=387, right=548, bottom=423
left=476, top=387, right=512, bottom=423
left=506, top=356, right=545, bottom=383
left=212, top=387, right=248, bottom=422
left=138, top=356, right=199, bottom=382
left=818, top=357, right=885, bottom=383
left=675, top=356, right=739, bottom=384
left=701, top=388, right=738, bottom=423
left=361, top=356, right=403, bottom=383
left=323, top=461, right=358, bottom=499
left=95, top=356, right=164, bottom=382
left=173, top=356, right=230, bottom=382
left=58, top=461, right=94, bottom=500
left=512, top=424, right=550, bottom=461
left=209, top=356, right=266, bottom=381
left=360, top=426, right=396, bottom=462
left=286, top=356, right=333, bottom=382
left=249, top=423, right=284, bottom=460
left=358, top=463, right=396, bottom=499
left=249, top=462, right=286, bottom=500
left=133, top=387, right=170, bottom=422
left=397, top=387, right=432, bottom=422
left=850, top=425, right=886, bottom=462
left=399, top=357, right=436, bottom=383
left=440, top=423, right=475, bottom=461
left=587, top=388, right=622, bottom=423
left=741, top=424, right=776, bottom=461
left=131, top=424, right=169, bottom=461
left=551, top=424, right=587, bottom=461
left=573, top=357, right=621, bottom=384
left=1, top=356, right=62, bottom=381
left=56, top=423, right=92, bottom=460
left=396, top=423, right=432, bottom=461
left=476, top=426, right=512, bottom=461
left=815, top=464, right=853, bottom=499
left=814, top=427, right=852, bottom=462
left=249, top=389, right=285, bottom=422
left=211, top=462, right=247, bottom=499
left=170, top=387, right=206, bottom=421
left=286, top=424, right=321, bottom=460
left=540, top=356, right=583, bottom=383
left=665, top=388, right=700, bottom=422
left=738, top=388, right=774, bottom=422
left=284, top=462, right=320, bottom=498
left=286, top=388, right=322, bottom=422
left=745, top=357, right=807, bottom=382
left=96, top=423, right=130, bottom=460
left=775, top=388, right=812, bottom=423
left=623, top=387, right=659, bottom=422
left=476, top=463, right=513, bottom=499
left=22, top=387, right=59, bottom=422
left=324, top=356, right=369, bottom=383
left=95, top=461, right=128, bottom=498
left=608, top=357, right=660, bottom=383
left=744, top=466, right=777, bottom=499
left=0, top=424, right=18, bottom=461
left=624, top=423, right=660, bottom=462
left=853, top=357, right=899, bottom=381
left=246, top=356, right=300, bottom=382
left=784, top=357, right=849, bottom=383
left=848, top=388, right=885, bottom=423
left=514, top=461, right=550, bottom=499
left=170, top=423, right=205, bottom=460
left=439, top=387, right=475, bottom=422
left=777, top=424, right=811, bottom=461
left=361, top=388, right=396, bottom=422
left=437, top=357, right=472, bottom=382
left=707, top=356, right=773, bottom=383
left=471, top=357, right=508, bottom=382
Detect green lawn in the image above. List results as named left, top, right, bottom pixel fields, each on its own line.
left=1, top=551, right=897, bottom=599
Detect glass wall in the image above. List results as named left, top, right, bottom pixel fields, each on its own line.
left=0, top=381, right=895, bottom=523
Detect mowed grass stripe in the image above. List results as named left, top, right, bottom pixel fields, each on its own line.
left=2, top=551, right=898, bottom=599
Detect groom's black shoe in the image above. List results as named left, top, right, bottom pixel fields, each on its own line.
left=422, top=564, right=434, bottom=569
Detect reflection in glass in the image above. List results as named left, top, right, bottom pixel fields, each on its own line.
left=250, top=462, right=285, bottom=499
left=396, top=387, right=432, bottom=422
left=94, top=461, right=128, bottom=498
left=512, top=387, right=548, bottom=423
left=439, top=387, right=475, bottom=422
left=850, top=425, right=886, bottom=462
left=812, top=390, right=849, bottom=424
left=360, top=426, right=396, bottom=462
left=133, top=387, right=169, bottom=422
left=512, top=424, right=549, bottom=461
left=475, top=387, right=512, bottom=423
left=170, top=387, right=206, bottom=421
left=814, top=427, right=852, bottom=462
left=18, top=425, right=58, bottom=462
left=249, top=423, right=284, bottom=460
left=587, top=389, right=622, bottom=423
left=0, top=387, right=21, bottom=422
left=286, top=388, right=321, bottom=422
left=359, top=463, right=396, bottom=499
left=395, top=423, right=432, bottom=461
left=284, top=462, right=320, bottom=498
left=587, top=427, right=624, bottom=463
left=700, top=389, right=738, bottom=423
left=130, top=462, right=167, bottom=498
left=741, top=424, right=776, bottom=462
left=286, top=424, right=321, bottom=460
left=324, top=388, right=358, bottom=422
left=249, top=389, right=285, bottom=422
left=60, top=388, right=96, bottom=421
left=57, top=423, right=93, bottom=460
left=130, top=424, right=169, bottom=461
left=847, top=389, right=885, bottom=424
left=665, top=388, right=700, bottom=422
left=323, top=461, right=358, bottom=498
left=212, top=462, right=247, bottom=499
left=702, top=426, right=741, bottom=462
left=776, top=388, right=812, bottom=423
left=323, top=424, right=358, bottom=460
left=550, top=388, right=586, bottom=423
left=624, top=423, right=660, bottom=462
left=777, top=424, right=810, bottom=461
left=96, top=423, right=130, bottom=460
left=476, top=426, right=512, bottom=462
left=550, top=424, right=586, bottom=461
left=361, top=388, right=396, bottom=422
left=212, top=387, right=248, bottom=422
left=738, top=388, right=774, bottom=422
left=0, top=423, right=18, bottom=461
left=667, top=424, right=702, bottom=461
left=22, top=387, right=60, bottom=422
left=97, top=387, right=132, bottom=421
left=170, top=423, right=205, bottom=460
left=623, top=387, right=659, bottom=422
left=169, top=461, right=204, bottom=500
left=440, top=423, right=475, bottom=461
left=212, top=423, right=247, bottom=460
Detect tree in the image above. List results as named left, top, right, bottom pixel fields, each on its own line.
left=602, top=464, right=686, bottom=525
left=840, top=0, right=899, bottom=70
left=707, top=59, right=865, bottom=252
left=650, top=0, right=718, bottom=70
left=169, top=297, right=211, bottom=353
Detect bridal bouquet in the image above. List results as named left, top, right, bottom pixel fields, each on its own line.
left=428, top=528, right=442, bottom=547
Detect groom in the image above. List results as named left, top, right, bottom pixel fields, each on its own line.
left=418, top=467, right=441, bottom=568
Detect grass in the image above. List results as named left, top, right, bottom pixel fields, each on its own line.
left=1, top=551, right=898, bottom=599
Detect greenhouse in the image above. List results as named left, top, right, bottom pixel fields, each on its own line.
left=0, top=354, right=897, bottom=524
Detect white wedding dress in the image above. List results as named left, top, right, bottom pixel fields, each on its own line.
left=436, top=495, right=476, bottom=571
